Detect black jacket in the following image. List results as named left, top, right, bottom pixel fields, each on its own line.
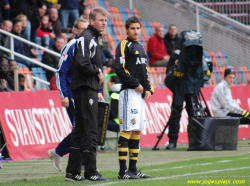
left=164, top=33, right=180, bottom=56
left=9, top=0, right=43, bottom=28
left=115, top=37, right=154, bottom=97
left=70, top=25, right=103, bottom=91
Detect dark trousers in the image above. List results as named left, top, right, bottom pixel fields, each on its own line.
left=107, top=119, right=119, bottom=132
left=167, top=93, right=193, bottom=146
left=227, top=113, right=250, bottom=125
left=66, top=88, right=98, bottom=177
left=55, top=98, right=75, bottom=157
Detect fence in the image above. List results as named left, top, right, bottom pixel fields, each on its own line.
left=0, top=29, right=59, bottom=91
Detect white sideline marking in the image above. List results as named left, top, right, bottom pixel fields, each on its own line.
left=239, top=157, right=249, bottom=160
left=89, top=167, right=250, bottom=186
left=172, top=166, right=187, bottom=169
left=151, top=169, right=164, bottom=171
left=196, top=163, right=212, bottom=165
left=217, top=160, right=232, bottom=162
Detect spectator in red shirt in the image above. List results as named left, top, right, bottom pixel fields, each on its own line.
left=37, top=15, right=56, bottom=48
left=147, top=26, right=169, bottom=66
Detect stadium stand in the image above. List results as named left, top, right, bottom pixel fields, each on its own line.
left=0, top=0, right=250, bottom=92
left=194, top=0, right=250, bottom=25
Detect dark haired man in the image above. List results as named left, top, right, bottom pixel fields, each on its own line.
left=11, top=18, right=39, bottom=68
left=0, top=58, right=13, bottom=92
left=115, top=16, right=154, bottom=179
left=42, top=35, right=65, bottom=81
left=211, top=68, right=250, bottom=124
left=65, top=7, right=110, bottom=181
left=164, top=24, right=180, bottom=56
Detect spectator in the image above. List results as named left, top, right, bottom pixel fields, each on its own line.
left=164, top=24, right=180, bottom=56
left=79, top=0, right=90, bottom=16
left=18, top=73, right=25, bottom=91
left=0, top=19, right=12, bottom=32
left=147, top=26, right=170, bottom=66
left=0, top=0, right=10, bottom=21
left=48, top=8, right=61, bottom=37
left=0, top=57, right=13, bottom=92
left=45, top=0, right=61, bottom=10
left=42, top=35, right=65, bottom=81
left=0, top=20, right=12, bottom=59
left=38, top=4, right=47, bottom=18
left=37, top=15, right=56, bottom=48
left=16, top=14, right=28, bottom=39
left=80, top=8, right=90, bottom=21
left=9, top=0, right=44, bottom=43
left=11, top=18, right=39, bottom=68
left=107, top=76, right=121, bottom=132
left=211, top=68, right=250, bottom=124
left=6, top=59, right=17, bottom=90
left=58, top=0, right=79, bottom=30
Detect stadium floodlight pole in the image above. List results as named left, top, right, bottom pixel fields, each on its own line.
left=196, top=5, right=199, bottom=32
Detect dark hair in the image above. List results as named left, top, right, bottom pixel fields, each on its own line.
left=110, top=76, right=120, bottom=84
left=224, top=68, right=236, bottom=78
left=12, top=18, right=21, bottom=26
left=125, top=16, right=141, bottom=29
left=73, top=18, right=88, bottom=29
left=18, top=73, right=25, bottom=79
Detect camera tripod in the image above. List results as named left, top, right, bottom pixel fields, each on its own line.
left=152, top=89, right=211, bottom=150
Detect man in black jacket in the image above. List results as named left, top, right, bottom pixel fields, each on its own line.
left=65, top=7, right=110, bottom=182
left=164, top=24, right=180, bottom=56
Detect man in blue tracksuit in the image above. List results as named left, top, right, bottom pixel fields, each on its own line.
left=47, top=18, right=89, bottom=172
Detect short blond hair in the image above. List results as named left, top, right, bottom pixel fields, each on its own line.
left=89, top=7, right=110, bottom=20
left=74, top=18, right=88, bottom=29
left=16, top=14, right=27, bottom=21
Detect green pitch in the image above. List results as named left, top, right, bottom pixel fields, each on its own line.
left=0, top=140, right=249, bottom=186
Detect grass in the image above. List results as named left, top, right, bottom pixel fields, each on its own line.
left=0, top=140, right=249, bottom=186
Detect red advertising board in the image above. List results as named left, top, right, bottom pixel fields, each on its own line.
left=141, top=85, right=250, bottom=147
left=0, top=91, right=72, bottom=161
left=0, top=86, right=249, bottom=161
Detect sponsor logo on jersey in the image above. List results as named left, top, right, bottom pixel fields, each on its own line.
left=131, top=109, right=138, bottom=114
left=136, top=57, right=146, bottom=65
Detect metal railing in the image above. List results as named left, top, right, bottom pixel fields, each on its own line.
left=0, top=29, right=60, bottom=91
left=170, top=0, right=250, bottom=34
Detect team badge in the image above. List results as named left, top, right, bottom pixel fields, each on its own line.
left=135, top=50, right=139, bottom=54
left=119, top=119, right=123, bottom=124
left=131, top=118, right=136, bottom=125
left=89, top=98, right=94, bottom=105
